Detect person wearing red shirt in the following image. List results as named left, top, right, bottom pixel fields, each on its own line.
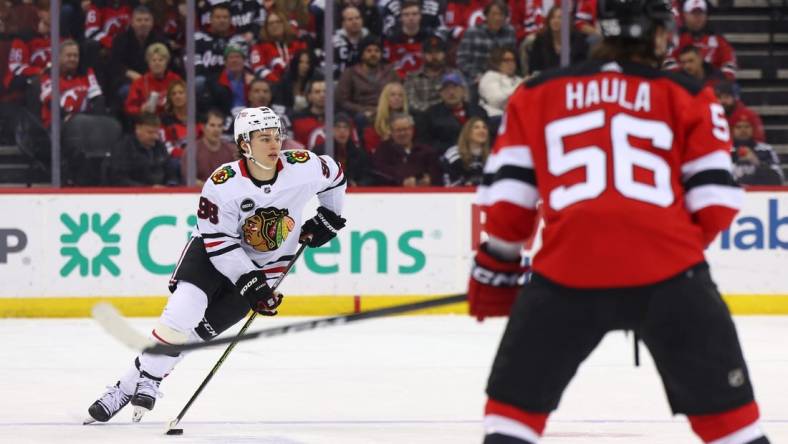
left=40, top=40, right=105, bottom=127
left=249, top=10, right=307, bottom=82
left=664, top=0, right=737, bottom=79
left=84, top=0, right=132, bottom=49
left=291, top=78, right=327, bottom=149
left=124, top=43, right=181, bottom=120
left=715, top=81, right=765, bottom=143
left=468, top=0, right=768, bottom=442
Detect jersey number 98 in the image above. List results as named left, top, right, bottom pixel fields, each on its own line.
left=197, top=197, right=219, bottom=224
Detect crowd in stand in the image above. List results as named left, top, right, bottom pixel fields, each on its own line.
left=0, top=0, right=782, bottom=186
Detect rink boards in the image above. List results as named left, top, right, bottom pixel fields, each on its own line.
left=0, top=188, right=786, bottom=316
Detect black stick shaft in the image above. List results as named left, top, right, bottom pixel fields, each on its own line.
left=168, top=243, right=307, bottom=428
left=150, top=293, right=468, bottom=356
left=634, top=331, right=641, bottom=367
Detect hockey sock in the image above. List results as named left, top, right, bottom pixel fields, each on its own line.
left=483, top=398, right=548, bottom=444
left=687, top=401, right=768, bottom=443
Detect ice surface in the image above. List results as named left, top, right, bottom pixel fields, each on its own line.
left=1, top=315, right=786, bottom=443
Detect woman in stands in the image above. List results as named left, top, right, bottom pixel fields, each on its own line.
left=442, top=117, right=490, bottom=186
left=363, top=81, right=409, bottom=153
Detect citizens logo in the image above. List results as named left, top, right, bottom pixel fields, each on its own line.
left=60, top=213, right=121, bottom=277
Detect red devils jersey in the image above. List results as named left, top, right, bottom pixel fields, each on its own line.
left=40, top=68, right=103, bottom=127
left=383, top=28, right=432, bottom=78
left=477, top=60, right=742, bottom=288
left=5, top=35, right=51, bottom=87
left=249, top=40, right=307, bottom=82
left=84, top=0, right=132, bottom=49
left=665, top=30, right=738, bottom=80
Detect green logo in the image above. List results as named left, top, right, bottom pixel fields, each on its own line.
left=60, top=213, right=121, bottom=277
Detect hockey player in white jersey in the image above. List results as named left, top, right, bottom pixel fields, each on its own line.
left=85, top=107, right=347, bottom=424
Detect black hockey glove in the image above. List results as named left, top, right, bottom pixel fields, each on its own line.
left=236, top=271, right=283, bottom=316
left=300, top=206, right=346, bottom=247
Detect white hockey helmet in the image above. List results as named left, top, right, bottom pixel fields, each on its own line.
left=233, top=106, right=282, bottom=144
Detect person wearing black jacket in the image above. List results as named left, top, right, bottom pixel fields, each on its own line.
left=417, top=72, right=488, bottom=154
left=110, top=113, right=174, bottom=186
left=313, top=113, right=373, bottom=186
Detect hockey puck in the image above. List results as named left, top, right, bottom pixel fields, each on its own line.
left=166, top=428, right=184, bottom=435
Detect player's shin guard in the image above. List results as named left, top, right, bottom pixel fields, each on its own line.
left=483, top=399, right=548, bottom=444
left=687, top=401, right=769, bottom=443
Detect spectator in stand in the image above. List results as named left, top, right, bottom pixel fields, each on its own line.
left=292, top=78, right=327, bottom=149
left=84, top=0, right=132, bottom=50
left=249, top=9, right=307, bottom=82
left=573, top=0, right=600, bottom=37
left=282, top=0, right=317, bottom=41
left=380, top=0, right=445, bottom=36
left=4, top=0, right=51, bottom=115
left=527, top=6, right=589, bottom=75
left=384, top=0, right=435, bottom=78
left=213, top=43, right=255, bottom=119
left=108, top=5, right=167, bottom=107
left=336, top=35, right=399, bottom=129
left=364, top=81, right=409, bottom=152
left=160, top=79, right=190, bottom=157
left=333, top=5, right=370, bottom=77
left=110, top=112, right=173, bottom=186
left=313, top=112, right=373, bottom=186
left=715, top=81, right=765, bottom=143
left=731, top=113, right=784, bottom=186
left=677, top=45, right=725, bottom=88
left=197, top=0, right=269, bottom=38
left=195, top=4, right=246, bottom=92
left=124, top=43, right=181, bottom=121
left=442, top=116, right=489, bottom=186
left=510, top=0, right=545, bottom=42
left=444, top=0, right=484, bottom=43
left=456, top=1, right=516, bottom=86
left=479, top=46, right=521, bottom=123
left=274, top=49, right=319, bottom=112
left=403, top=35, right=461, bottom=114
left=246, top=78, right=292, bottom=137
left=372, top=113, right=442, bottom=187
left=180, top=109, right=237, bottom=186
left=40, top=40, right=105, bottom=127
left=664, top=0, right=737, bottom=80
left=418, top=72, right=488, bottom=154
left=343, top=0, right=383, bottom=36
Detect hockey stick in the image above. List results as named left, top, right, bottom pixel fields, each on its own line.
left=92, top=292, right=468, bottom=356
left=165, top=242, right=307, bottom=433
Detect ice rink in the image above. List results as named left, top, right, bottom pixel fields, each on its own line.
left=2, top=314, right=787, bottom=443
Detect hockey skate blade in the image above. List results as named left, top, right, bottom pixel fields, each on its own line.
left=131, top=406, right=150, bottom=423
left=91, top=302, right=155, bottom=352
left=83, top=418, right=97, bottom=425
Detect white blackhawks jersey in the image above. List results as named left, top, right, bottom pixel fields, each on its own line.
left=193, top=150, right=346, bottom=284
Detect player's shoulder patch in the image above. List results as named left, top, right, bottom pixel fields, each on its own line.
left=210, top=163, right=237, bottom=185
left=282, top=150, right=311, bottom=164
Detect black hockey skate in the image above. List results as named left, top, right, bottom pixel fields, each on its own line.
left=85, top=382, right=131, bottom=424
left=130, top=371, right=163, bottom=423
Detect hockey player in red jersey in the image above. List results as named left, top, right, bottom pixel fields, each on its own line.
left=467, top=0, right=770, bottom=442
left=85, top=107, right=347, bottom=424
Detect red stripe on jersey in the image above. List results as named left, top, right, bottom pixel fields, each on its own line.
left=204, top=240, right=224, bottom=248
left=276, top=159, right=284, bottom=172
left=485, top=398, right=548, bottom=435
left=238, top=159, right=249, bottom=177
left=264, top=266, right=288, bottom=274
left=484, top=201, right=539, bottom=243
left=688, top=401, right=760, bottom=442
left=152, top=329, right=174, bottom=345
left=693, top=205, right=739, bottom=247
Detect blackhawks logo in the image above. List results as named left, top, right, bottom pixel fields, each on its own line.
left=211, top=165, right=235, bottom=184
left=284, top=151, right=310, bottom=164
left=242, top=207, right=295, bottom=252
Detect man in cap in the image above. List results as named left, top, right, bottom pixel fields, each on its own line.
left=417, top=72, right=488, bottom=154
left=664, top=0, right=737, bottom=79
left=404, top=36, right=463, bottom=113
